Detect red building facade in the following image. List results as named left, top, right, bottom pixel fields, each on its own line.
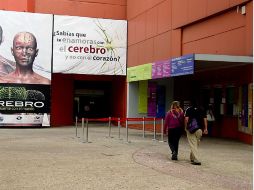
left=0, top=0, right=252, bottom=144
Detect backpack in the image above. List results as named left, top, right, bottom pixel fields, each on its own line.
left=187, top=118, right=199, bottom=134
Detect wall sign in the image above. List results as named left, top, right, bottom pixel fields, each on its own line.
left=53, top=15, right=127, bottom=75
left=171, top=54, right=194, bottom=76
left=152, top=59, right=171, bottom=79
left=0, top=10, right=52, bottom=126
left=127, top=63, right=152, bottom=82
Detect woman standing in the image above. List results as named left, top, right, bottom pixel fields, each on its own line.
left=164, top=101, right=184, bottom=160
left=206, top=104, right=215, bottom=136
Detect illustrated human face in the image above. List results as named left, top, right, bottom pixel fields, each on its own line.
left=11, top=33, right=38, bottom=67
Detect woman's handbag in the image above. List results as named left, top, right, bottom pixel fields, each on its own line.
left=187, top=118, right=199, bottom=134
left=207, top=113, right=215, bottom=121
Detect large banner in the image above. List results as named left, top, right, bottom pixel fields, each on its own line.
left=0, top=10, right=52, bottom=126
left=53, top=15, right=127, bottom=75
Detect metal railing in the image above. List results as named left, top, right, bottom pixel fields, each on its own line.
left=75, top=116, right=166, bottom=143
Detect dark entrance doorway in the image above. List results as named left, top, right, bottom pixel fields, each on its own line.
left=73, top=81, right=111, bottom=119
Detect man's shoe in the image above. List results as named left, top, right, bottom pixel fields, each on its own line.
left=191, top=161, right=201, bottom=165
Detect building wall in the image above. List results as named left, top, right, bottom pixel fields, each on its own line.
left=127, top=78, right=174, bottom=118
left=51, top=73, right=127, bottom=126
left=0, top=0, right=35, bottom=12
left=111, top=76, right=127, bottom=119
left=0, top=0, right=252, bottom=143
left=51, top=74, right=74, bottom=126
left=127, top=0, right=253, bottom=144
left=174, top=64, right=252, bottom=143
left=127, top=0, right=252, bottom=67
left=182, top=3, right=253, bottom=56
left=34, top=0, right=126, bottom=19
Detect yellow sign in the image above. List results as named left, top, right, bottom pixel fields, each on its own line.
left=127, top=63, right=152, bottom=82
left=138, top=81, right=148, bottom=113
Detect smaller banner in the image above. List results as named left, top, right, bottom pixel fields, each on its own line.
left=156, top=85, right=165, bottom=118
left=171, top=54, right=194, bottom=76
left=0, top=84, right=50, bottom=113
left=127, top=63, right=152, bottom=82
left=0, top=113, right=50, bottom=126
left=241, top=84, right=248, bottom=128
left=152, top=59, right=171, bottom=79
left=138, top=81, right=148, bottom=113
left=148, top=82, right=157, bottom=117
left=248, top=83, right=252, bottom=132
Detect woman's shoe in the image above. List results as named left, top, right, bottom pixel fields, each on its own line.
left=171, top=152, right=178, bottom=160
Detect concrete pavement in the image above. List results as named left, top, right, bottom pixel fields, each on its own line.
left=0, top=123, right=252, bottom=190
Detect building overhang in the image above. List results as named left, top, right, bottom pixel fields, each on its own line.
left=194, top=54, right=253, bottom=73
